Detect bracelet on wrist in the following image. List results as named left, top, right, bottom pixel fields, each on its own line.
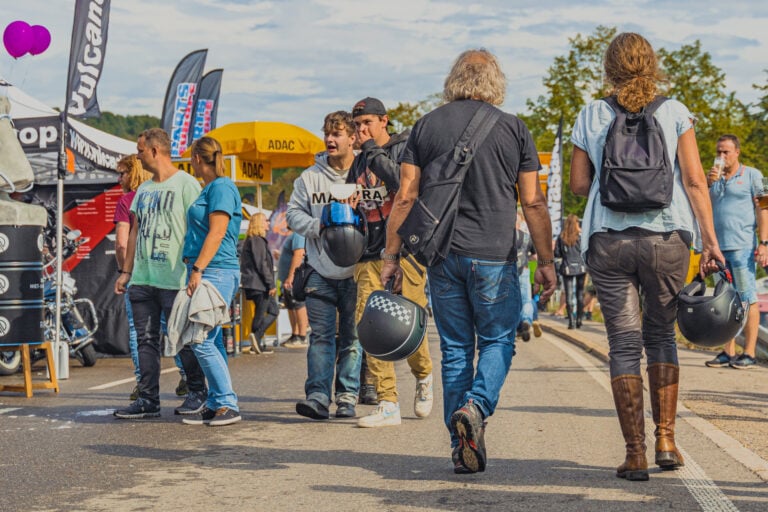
left=121, top=271, right=132, bottom=276
left=537, top=258, right=555, bottom=266
left=380, top=248, right=400, bottom=261
left=192, top=265, right=203, bottom=273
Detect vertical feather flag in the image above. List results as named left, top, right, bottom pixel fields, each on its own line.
left=161, top=49, right=207, bottom=157
left=547, top=118, right=564, bottom=238
left=267, top=191, right=289, bottom=255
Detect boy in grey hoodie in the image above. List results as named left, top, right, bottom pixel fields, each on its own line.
left=286, top=111, right=362, bottom=420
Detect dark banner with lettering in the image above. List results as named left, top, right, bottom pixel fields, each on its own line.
left=20, top=185, right=129, bottom=356
left=189, top=68, right=223, bottom=144
left=65, top=0, right=111, bottom=119
left=161, top=49, right=207, bottom=158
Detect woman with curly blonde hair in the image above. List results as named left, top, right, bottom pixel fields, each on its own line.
left=113, top=154, right=152, bottom=399
left=570, top=32, right=723, bottom=481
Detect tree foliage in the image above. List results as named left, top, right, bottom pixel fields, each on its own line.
left=82, top=111, right=161, bottom=141
left=387, top=93, right=442, bottom=133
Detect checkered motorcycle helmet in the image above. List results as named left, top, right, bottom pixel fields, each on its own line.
left=358, top=282, right=427, bottom=361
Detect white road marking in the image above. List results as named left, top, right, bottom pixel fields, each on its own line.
left=88, top=367, right=180, bottom=390
left=548, top=336, right=741, bottom=512
left=0, top=407, right=22, bottom=414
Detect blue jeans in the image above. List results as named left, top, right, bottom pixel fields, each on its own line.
left=187, top=266, right=240, bottom=411
left=428, top=252, right=521, bottom=447
left=124, top=291, right=140, bottom=382
left=519, top=266, right=533, bottom=324
left=304, top=271, right=361, bottom=407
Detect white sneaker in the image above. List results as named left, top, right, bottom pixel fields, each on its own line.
left=357, top=400, right=401, bottom=428
left=414, top=374, right=433, bottom=418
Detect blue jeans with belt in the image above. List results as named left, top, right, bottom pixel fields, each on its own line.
left=428, top=252, right=521, bottom=447
left=186, top=266, right=240, bottom=412
left=304, top=271, right=361, bottom=408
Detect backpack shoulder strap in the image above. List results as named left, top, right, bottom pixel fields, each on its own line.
left=600, top=95, right=620, bottom=112
left=644, top=95, right=668, bottom=116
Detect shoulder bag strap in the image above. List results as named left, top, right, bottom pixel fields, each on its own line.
left=450, top=103, right=503, bottom=182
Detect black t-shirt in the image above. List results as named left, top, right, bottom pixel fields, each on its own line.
left=401, top=99, right=540, bottom=261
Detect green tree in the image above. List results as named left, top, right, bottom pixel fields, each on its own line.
left=746, top=71, right=768, bottom=172
left=520, top=25, right=616, bottom=216
left=387, top=93, right=442, bottom=132
left=81, top=111, right=161, bottom=140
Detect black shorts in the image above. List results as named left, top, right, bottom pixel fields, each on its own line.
left=281, top=285, right=305, bottom=310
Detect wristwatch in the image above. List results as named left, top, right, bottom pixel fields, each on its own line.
left=380, top=249, right=399, bottom=261
left=761, top=240, right=768, bottom=247
left=191, top=264, right=203, bottom=273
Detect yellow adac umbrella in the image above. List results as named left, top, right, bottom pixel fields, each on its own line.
left=181, top=121, right=324, bottom=169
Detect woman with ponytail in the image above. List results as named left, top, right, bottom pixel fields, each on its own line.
left=569, top=33, right=724, bottom=481
left=180, top=136, right=243, bottom=426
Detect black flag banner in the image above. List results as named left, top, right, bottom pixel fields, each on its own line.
left=161, top=49, right=207, bottom=157
left=65, top=0, right=111, bottom=118
left=188, top=68, right=223, bottom=144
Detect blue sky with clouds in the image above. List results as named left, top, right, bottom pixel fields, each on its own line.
left=2, top=1, right=767, bottom=139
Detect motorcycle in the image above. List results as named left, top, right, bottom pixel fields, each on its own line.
left=41, top=229, right=99, bottom=367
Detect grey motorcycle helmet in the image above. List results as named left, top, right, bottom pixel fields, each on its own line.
left=677, top=264, right=746, bottom=348
left=358, top=279, right=427, bottom=361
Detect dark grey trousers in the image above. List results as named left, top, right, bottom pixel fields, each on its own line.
left=586, top=228, right=690, bottom=377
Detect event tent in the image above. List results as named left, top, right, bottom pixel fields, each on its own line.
left=1, top=77, right=134, bottom=183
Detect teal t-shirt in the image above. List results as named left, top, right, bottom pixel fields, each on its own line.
left=183, top=177, right=242, bottom=269
left=130, top=171, right=201, bottom=289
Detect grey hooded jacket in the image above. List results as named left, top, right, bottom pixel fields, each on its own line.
left=286, top=152, right=356, bottom=280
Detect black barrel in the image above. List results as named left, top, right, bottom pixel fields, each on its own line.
left=0, top=225, right=44, bottom=346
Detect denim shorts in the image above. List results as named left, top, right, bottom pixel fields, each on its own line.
left=721, top=248, right=758, bottom=304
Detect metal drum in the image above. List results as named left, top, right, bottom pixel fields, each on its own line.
left=0, top=225, right=44, bottom=346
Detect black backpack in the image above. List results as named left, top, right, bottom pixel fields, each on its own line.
left=599, top=95, right=672, bottom=213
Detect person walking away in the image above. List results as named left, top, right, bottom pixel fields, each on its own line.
left=240, top=213, right=278, bottom=355
left=554, top=214, right=587, bottom=329
left=114, top=128, right=207, bottom=419
left=113, top=154, right=151, bottom=401
left=348, top=97, right=434, bottom=428
left=515, top=212, right=536, bottom=341
left=277, top=230, right=309, bottom=348
left=381, top=49, right=557, bottom=473
left=705, top=134, right=768, bottom=369
left=570, top=32, right=723, bottom=481
left=286, top=111, right=362, bottom=421
left=179, top=136, right=242, bottom=426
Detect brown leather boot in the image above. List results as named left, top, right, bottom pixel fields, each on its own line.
left=611, top=375, right=649, bottom=481
left=648, top=363, right=684, bottom=469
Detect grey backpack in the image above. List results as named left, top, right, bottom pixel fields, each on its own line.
left=599, top=95, right=672, bottom=213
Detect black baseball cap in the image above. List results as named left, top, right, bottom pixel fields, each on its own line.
left=352, top=97, right=387, bottom=117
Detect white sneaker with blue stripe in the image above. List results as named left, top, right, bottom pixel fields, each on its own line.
left=357, top=400, right=401, bottom=428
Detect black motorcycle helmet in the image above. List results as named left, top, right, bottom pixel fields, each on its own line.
left=320, top=202, right=368, bottom=268
left=677, top=264, right=746, bottom=348
left=358, top=279, right=427, bottom=361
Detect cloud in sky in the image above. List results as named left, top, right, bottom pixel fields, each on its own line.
left=1, top=0, right=766, bottom=139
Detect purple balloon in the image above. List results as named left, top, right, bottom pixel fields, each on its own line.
left=3, top=20, right=33, bottom=59
left=29, top=25, right=51, bottom=56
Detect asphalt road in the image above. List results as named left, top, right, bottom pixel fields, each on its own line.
left=1, top=323, right=766, bottom=512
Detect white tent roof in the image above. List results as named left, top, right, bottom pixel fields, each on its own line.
left=1, top=77, right=135, bottom=184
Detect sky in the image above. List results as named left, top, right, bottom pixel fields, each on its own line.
left=2, top=0, right=767, bottom=140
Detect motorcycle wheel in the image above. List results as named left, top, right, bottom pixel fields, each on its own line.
left=74, top=344, right=98, bottom=367
left=0, top=350, right=22, bottom=375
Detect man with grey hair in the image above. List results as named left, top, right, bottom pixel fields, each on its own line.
left=381, top=49, right=557, bottom=473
